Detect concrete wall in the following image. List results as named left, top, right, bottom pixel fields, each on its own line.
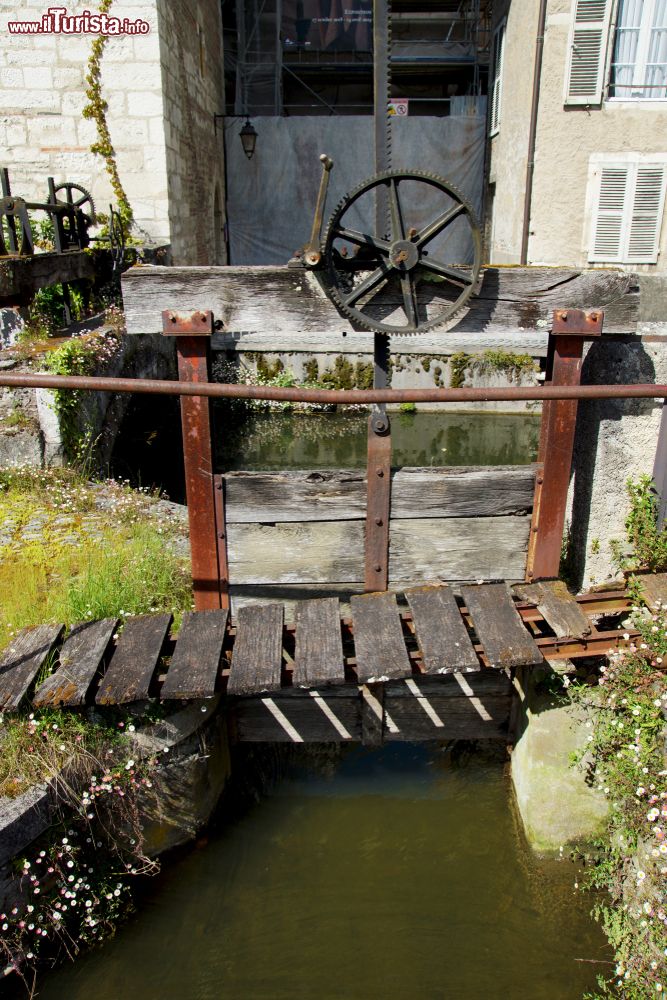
left=488, top=0, right=667, bottom=270
left=0, top=0, right=227, bottom=262
left=155, top=0, right=227, bottom=265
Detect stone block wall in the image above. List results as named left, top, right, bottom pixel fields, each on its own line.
left=0, top=0, right=227, bottom=261
left=155, top=0, right=227, bottom=264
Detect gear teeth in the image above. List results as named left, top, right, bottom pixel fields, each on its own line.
left=320, top=170, right=482, bottom=336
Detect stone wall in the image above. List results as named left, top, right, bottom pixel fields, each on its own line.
left=155, top=0, right=227, bottom=265
left=0, top=0, right=170, bottom=245
left=0, top=0, right=227, bottom=261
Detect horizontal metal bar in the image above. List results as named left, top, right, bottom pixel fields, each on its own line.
left=1, top=372, right=667, bottom=404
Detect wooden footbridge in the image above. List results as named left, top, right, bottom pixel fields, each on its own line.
left=1, top=276, right=666, bottom=744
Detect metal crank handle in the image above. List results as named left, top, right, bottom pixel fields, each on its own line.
left=303, top=153, right=334, bottom=267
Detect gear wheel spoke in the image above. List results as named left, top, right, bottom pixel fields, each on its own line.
left=53, top=182, right=96, bottom=223
left=321, top=169, right=482, bottom=336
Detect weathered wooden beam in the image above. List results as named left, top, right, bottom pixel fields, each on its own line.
left=122, top=265, right=639, bottom=337
left=0, top=251, right=95, bottom=305
left=225, top=515, right=531, bottom=585
left=223, top=466, right=537, bottom=523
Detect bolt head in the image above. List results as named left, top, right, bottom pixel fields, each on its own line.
left=375, top=517, right=383, bottom=526
left=374, top=564, right=382, bottom=573
left=376, top=468, right=384, bottom=477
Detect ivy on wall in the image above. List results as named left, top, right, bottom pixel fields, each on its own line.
left=81, top=0, right=134, bottom=229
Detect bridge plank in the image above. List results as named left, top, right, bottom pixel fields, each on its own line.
left=406, top=585, right=479, bottom=674
left=461, top=583, right=543, bottom=669
left=228, top=604, right=284, bottom=696
left=233, top=688, right=360, bottom=742
left=0, top=624, right=64, bottom=711
left=96, top=614, right=172, bottom=705
left=226, top=515, right=530, bottom=585
left=385, top=679, right=511, bottom=741
left=222, top=466, right=536, bottom=524
left=351, top=592, right=411, bottom=683
left=161, top=609, right=228, bottom=700
left=33, top=618, right=117, bottom=707
left=293, top=598, right=344, bottom=687
left=635, top=573, right=667, bottom=613
left=513, top=580, right=591, bottom=639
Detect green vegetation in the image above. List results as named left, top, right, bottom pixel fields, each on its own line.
left=0, top=467, right=193, bottom=653
left=82, top=0, right=133, bottom=229
left=449, top=349, right=538, bottom=389
left=399, top=401, right=416, bottom=413
left=21, top=282, right=86, bottom=341
left=622, top=476, right=667, bottom=573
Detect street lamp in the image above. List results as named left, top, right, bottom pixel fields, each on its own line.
left=239, top=119, right=258, bottom=160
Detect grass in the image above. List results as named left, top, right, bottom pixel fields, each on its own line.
left=0, top=467, right=193, bottom=654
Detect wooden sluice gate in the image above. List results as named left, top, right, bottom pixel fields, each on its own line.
left=0, top=580, right=647, bottom=744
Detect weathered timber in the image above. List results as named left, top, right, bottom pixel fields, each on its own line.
left=0, top=624, right=64, bottom=711
left=223, top=466, right=536, bottom=524
left=227, top=604, right=284, bottom=696
left=233, top=687, right=360, bottom=742
left=122, top=265, right=639, bottom=336
left=384, top=682, right=510, bottom=740
left=461, top=583, right=544, bottom=669
left=0, top=251, right=95, bottom=305
left=161, top=609, right=228, bottom=699
left=635, top=573, right=667, bottom=613
left=226, top=516, right=531, bottom=585
left=293, top=598, right=344, bottom=687
left=406, top=585, right=479, bottom=673
left=96, top=614, right=172, bottom=705
left=360, top=683, right=386, bottom=746
left=512, top=580, right=591, bottom=639
left=33, top=619, right=117, bottom=707
left=351, top=592, right=412, bottom=683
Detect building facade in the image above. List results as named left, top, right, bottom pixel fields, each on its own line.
left=487, top=0, right=667, bottom=270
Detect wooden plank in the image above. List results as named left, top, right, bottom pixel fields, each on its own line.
left=406, top=585, right=479, bottom=673
left=227, top=603, right=284, bottom=696
left=209, top=328, right=550, bottom=357
left=351, top=592, right=412, bottom=683
left=122, top=265, right=639, bottom=337
left=635, top=573, right=667, bottom=613
left=461, top=583, right=543, bottom=669
left=0, top=251, right=94, bottom=304
left=226, top=515, right=530, bottom=585
left=96, top=614, right=172, bottom=705
left=161, top=609, right=228, bottom=700
left=0, top=624, right=64, bottom=711
left=512, top=580, right=591, bottom=639
left=223, top=466, right=536, bottom=524
left=33, top=618, right=117, bottom=707
left=293, top=598, right=344, bottom=687
left=384, top=682, right=510, bottom=741
left=233, top=687, right=360, bottom=742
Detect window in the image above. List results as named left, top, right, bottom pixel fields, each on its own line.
left=587, top=154, right=667, bottom=263
left=565, top=0, right=667, bottom=104
left=489, top=19, right=506, bottom=136
left=610, top=0, right=667, bottom=99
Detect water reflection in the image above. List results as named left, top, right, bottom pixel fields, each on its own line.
left=215, top=410, right=541, bottom=471
left=38, top=743, right=608, bottom=1000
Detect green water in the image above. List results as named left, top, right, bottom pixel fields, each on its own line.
left=37, top=744, right=607, bottom=1000
left=215, top=410, right=542, bottom=471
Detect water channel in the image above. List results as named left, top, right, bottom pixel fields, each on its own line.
left=76, top=406, right=610, bottom=998
left=37, top=743, right=608, bottom=999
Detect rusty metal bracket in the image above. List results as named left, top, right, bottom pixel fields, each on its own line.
left=365, top=418, right=392, bottom=592
left=161, top=310, right=213, bottom=336
left=551, top=308, right=604, bottom=338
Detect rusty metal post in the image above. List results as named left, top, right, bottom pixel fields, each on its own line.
left=365, top=416, right=392, bottom=592
left=162, top=310, right=225, bottom=610
left=527, top=308, right=603, bottom=581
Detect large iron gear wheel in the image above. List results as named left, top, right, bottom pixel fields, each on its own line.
left=321, top=170, right=482, bottom=336
left=53, top=181, right=96, bottom=225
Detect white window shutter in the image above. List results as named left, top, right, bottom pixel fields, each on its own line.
left=589, top=165, right=628, bottom=262
left=627, top=166, right=667, bottom=264
left=489, top=21, right=505, bottom=136
left=565, top=0, right=612, bottom=105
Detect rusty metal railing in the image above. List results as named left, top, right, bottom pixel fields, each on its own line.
left=0, top=372, right=666, bottom=403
